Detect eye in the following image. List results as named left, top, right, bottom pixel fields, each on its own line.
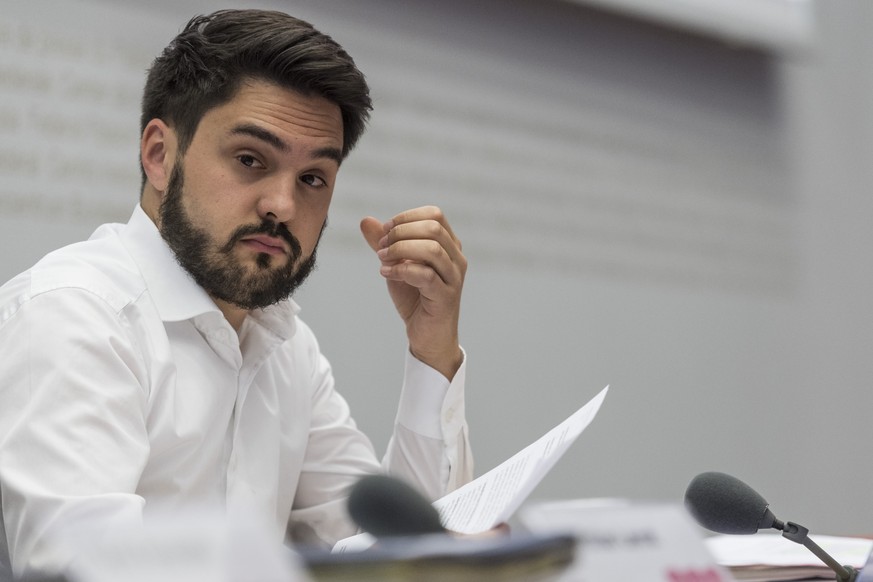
left=237, top=154, right=264, bottom=169
left=301, top=174, right=327, bottom=188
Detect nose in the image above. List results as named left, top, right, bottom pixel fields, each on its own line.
left=256, top=175, right=298, bottom=224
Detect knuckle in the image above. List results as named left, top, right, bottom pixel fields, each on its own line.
left=424, top=220, right=442, bottom=238
left=422, top=268, right=439, bottom=284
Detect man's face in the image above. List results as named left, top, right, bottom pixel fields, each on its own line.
left=157, top=80, right=343, bottom=310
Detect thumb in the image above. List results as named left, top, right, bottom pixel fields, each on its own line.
left=360, top=216, right=386, bottom=252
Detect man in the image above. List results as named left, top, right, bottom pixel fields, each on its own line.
left=0, top=9, right=472, bottom=578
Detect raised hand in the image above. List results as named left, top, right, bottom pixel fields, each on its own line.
left=360, top=206, right=466, bottom=380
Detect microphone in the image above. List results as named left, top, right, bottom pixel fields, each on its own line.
left=685, top=471, right=858, bottom=582
left=347, top=474, right=447, bottom=538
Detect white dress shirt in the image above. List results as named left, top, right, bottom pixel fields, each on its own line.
left=0, top=205, right=473, bottom=578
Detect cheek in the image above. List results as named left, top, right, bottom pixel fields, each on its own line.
left=297, top=206, right=329, bottom=251
left=180, top=181, right=244, bottom=238
left=189, top=168, right=251, bottom=214
left=300, top=216, right=328, bottom=250
left=182, top=152, right=237, bottom=201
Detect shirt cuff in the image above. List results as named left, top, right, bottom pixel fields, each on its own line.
left=395, top=348, right=467, bottom=440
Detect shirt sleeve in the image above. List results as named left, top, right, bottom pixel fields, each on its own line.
left=383, top=349, right=474, bottom=501
left=287, top=344, right=473, bottom=547
left=286, top=340, right=383, bottom=547
left=0, top=288, right=151, bottom=578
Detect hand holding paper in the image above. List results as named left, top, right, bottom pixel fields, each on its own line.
left=333, top=386, right=608, bottom=552
left=434, top=386, right=609, bottom=534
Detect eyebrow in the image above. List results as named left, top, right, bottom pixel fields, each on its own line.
left=229, top=123, right=343, bottom=165
left=231, top=123, right=288, bottom=152
left=312, top=146, right=344, bottom=166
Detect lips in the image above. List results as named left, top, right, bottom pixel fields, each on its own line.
left=240, top=234, right=289, bottom=256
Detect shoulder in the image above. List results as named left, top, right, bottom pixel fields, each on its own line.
left=0, top=227, right=147, bottom=325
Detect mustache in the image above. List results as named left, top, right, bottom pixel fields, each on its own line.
left=221, top=219, right=303, bottom=260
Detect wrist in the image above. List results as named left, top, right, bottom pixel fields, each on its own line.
left=410, top=345, right=463, bottom=381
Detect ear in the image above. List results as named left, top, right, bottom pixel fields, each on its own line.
left=140, top=119, right=177, bottom=193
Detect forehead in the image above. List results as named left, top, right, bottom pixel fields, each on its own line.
left=196, top=79, right=343, bottom=148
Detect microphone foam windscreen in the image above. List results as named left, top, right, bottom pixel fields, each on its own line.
left=684, top=471, right=771, bottom=534
left=347, top=474, right=446, bottom=537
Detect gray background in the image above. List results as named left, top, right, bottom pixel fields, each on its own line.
left=2, top=0, right=871, bottom=535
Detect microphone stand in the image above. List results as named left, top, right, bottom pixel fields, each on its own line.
left=773, top=519, right=858, bottom=582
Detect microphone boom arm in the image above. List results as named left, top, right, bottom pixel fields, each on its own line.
left=684, top=472, right=859, bottom=582
left=777, top=521, right=857, bottom=582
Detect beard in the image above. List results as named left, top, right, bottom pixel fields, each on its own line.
left=158, top=161, right=321, bottom=310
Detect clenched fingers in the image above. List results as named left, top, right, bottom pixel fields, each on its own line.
left=377, top=207, right=466, bottom=289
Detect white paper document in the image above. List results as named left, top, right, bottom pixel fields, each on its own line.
left=332, top=386, right=609, bottom=552
left=433, top=385, right=609, bottom=535
left=705, top=534, right=873, bottom=582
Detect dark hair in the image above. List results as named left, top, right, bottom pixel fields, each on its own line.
left=140, top=9, right=371, bottom=186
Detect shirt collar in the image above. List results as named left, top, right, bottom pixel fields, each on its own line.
left=119, top=204, right=301, bottom=328
left=246, top=299, right=300, bottom=342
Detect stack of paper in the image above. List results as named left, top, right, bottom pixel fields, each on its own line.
left=704, top=533, right=873, bottom=581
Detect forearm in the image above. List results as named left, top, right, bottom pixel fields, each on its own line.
left=382, top=349, right=473, bottom=500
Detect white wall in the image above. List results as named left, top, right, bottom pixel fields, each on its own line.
left=1, top=0, right=871, bottom=535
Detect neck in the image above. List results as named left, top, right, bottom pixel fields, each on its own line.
left=140, top=188, right=161, bottom=224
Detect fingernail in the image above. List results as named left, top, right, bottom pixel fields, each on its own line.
left=380, top=265, right=391, bottom=276
left=377, top=248, right=389, bottom=260
left=378, top=235, right=388, bottom=248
